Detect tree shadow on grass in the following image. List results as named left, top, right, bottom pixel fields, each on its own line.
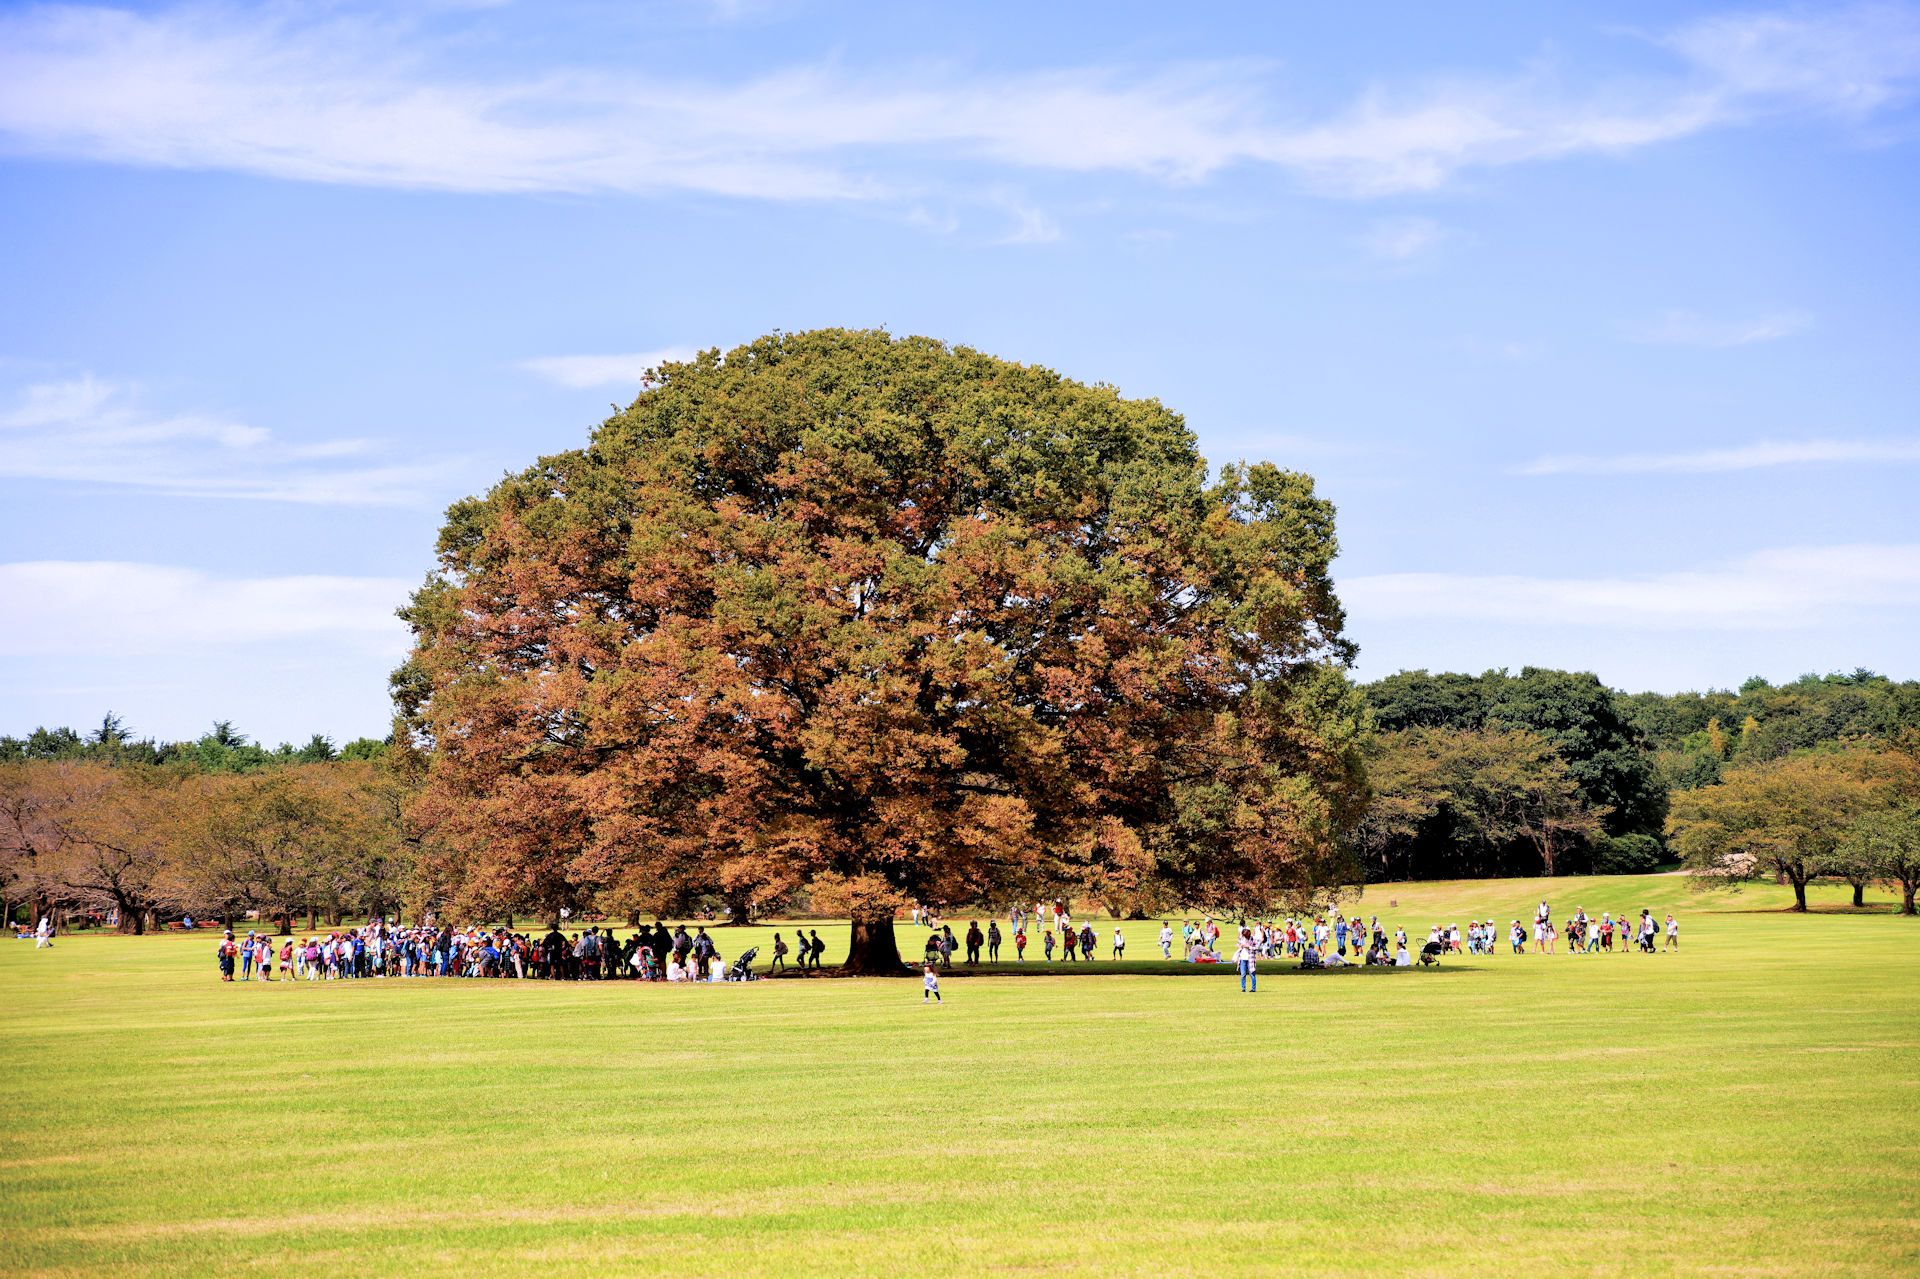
left=767, top=960, right=1478, bottom=979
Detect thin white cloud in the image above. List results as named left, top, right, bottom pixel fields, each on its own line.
left=519, top=347, right=701, bottom=389
left=1665, top=3, right=1920, bottom=113
left=0, top=561, right=413, bottom=657
left=0, top=3, right=1913, bottom=202
left=1361, top=216, right=1449, bottom=259
left=1519, top=437, right=1920, bottom=475
left=1342, top=544, right=1920, bottom=630
left=0, top=375, right=461, bottom=505
left=1633, top=308, right=1812, bottom=346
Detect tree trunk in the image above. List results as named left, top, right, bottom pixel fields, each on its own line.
left=504, top=912, right=514, bottom=931
left=842, top=914, right=907, bottom=975
left=306, top=904, right=317, bottom=931
left=1903, top=879, right=1916, bottom=916
left=1851, top=880, right=1865, bottom=908
left=1791, top=875, right=1808, bottom=912
left=720, top=885, right=754, bottom=926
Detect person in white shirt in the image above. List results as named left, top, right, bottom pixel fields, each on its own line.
left=35, top=916, right=54, bottom=948
left=1233, top=930, right=1257, bottom=992
left=1158, top=922, right=1173, bottom=958
left=1111, top=927, right=1125, bottom=959
left=1665, top=914, right=1679, bottom=950
left=1394, top=943, right=1412, bottom=967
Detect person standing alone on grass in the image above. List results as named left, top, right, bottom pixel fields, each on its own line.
left=1112, top=926, right=1125, bottom=960
left=1665, top=914, right=1679, bottom=950
left=1159, top=921, right=1173, bottom=958
left=923, top=962, right=941, bottom=1003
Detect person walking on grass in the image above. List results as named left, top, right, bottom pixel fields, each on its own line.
left=1665, top=914, right=1679, bottom=950
left=770, top=932, right=789, bottom=973
left=1061, top=924, right=1078, bottom=961
left=1014, top=924, right=1027, bottom=961
left=1112, top=926, right=1126, bottom=960
left=1159, top=921, right=1173, bottom=959
left=1235, top=929, right=1257, bottom=993
left=1043, top=928, right=1055, bottom=961
left=939, top=924, right=957, bottom=968
left=808, top=930, right=826, bottom=970
left=923, top=962, right=941, bottom=1003
left=1080, top=922, right=1097, bottom=960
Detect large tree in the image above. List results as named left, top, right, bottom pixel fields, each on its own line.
left=1355, top=727, right=1603, bottom=880
left=1670, top=751, right=1882, bottom=911
left=400, top=329, right=1369, bottom=970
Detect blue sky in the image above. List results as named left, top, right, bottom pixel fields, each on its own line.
left=1, top=0, right=1916, bottom=745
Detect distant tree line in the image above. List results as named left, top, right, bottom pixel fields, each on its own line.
left=0, top=717, right=409, bottom=934
left=0, top=713, right=389, bottom=771
left=5, top=663, right=1918, bottom=931
left=1353, top=667, right=1920, bottom=890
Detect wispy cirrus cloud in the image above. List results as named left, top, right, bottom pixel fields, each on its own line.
left=0, top=561, right=412, bottom=657
left=1632, top=308, right=1813, bottom=346
left=519, top=347, right=701, bottom=390
left=1361, top=216, right=1450, bottom=259
left=0, top=375, right=462, bottom=505
left=1518, top=438, right=1920, bottom=475
left=1342, top=544, right=1920, bottom=630
left=0, top=3, right=1914, bottom=203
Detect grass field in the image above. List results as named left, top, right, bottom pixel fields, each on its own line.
left=3, top=874, right=1916, bottom=1276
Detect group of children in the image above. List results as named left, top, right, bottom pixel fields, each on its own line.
left=1505, top=902, right=1678, bottom=954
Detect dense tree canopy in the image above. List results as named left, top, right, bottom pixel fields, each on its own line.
left=1353, top=727, right=1604, bottom=880
left=1363, top=667, right=1667, bottom=837
left=399, top=329, right=1369, bottom=968
left=1668, top=747, right=1911, bottom=911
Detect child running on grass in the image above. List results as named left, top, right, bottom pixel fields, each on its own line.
left=923, top=962, right=941, bottom=1003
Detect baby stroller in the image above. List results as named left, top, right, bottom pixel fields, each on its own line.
left=632, top=946, right=662, bottom=982
left=726, top=947, right=759, bottom=982
left=1418, top=940, right=1444, bottom=967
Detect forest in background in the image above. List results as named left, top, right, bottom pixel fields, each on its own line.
left=3, top=666, right=1918, bottom=932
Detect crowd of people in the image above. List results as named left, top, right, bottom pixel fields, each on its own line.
left=201, top=899, right=1681, bottom=983
left=211, top=921, right=833, bottom=983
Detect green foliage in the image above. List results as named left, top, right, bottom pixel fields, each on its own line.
left=1362, top=667, right=1666, bottom=837
left=1594, top=832, right=1664, bottom=875
left=1, top=718, right=387, bottom=775
left=1623, top=669, right=1920, bottom=792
